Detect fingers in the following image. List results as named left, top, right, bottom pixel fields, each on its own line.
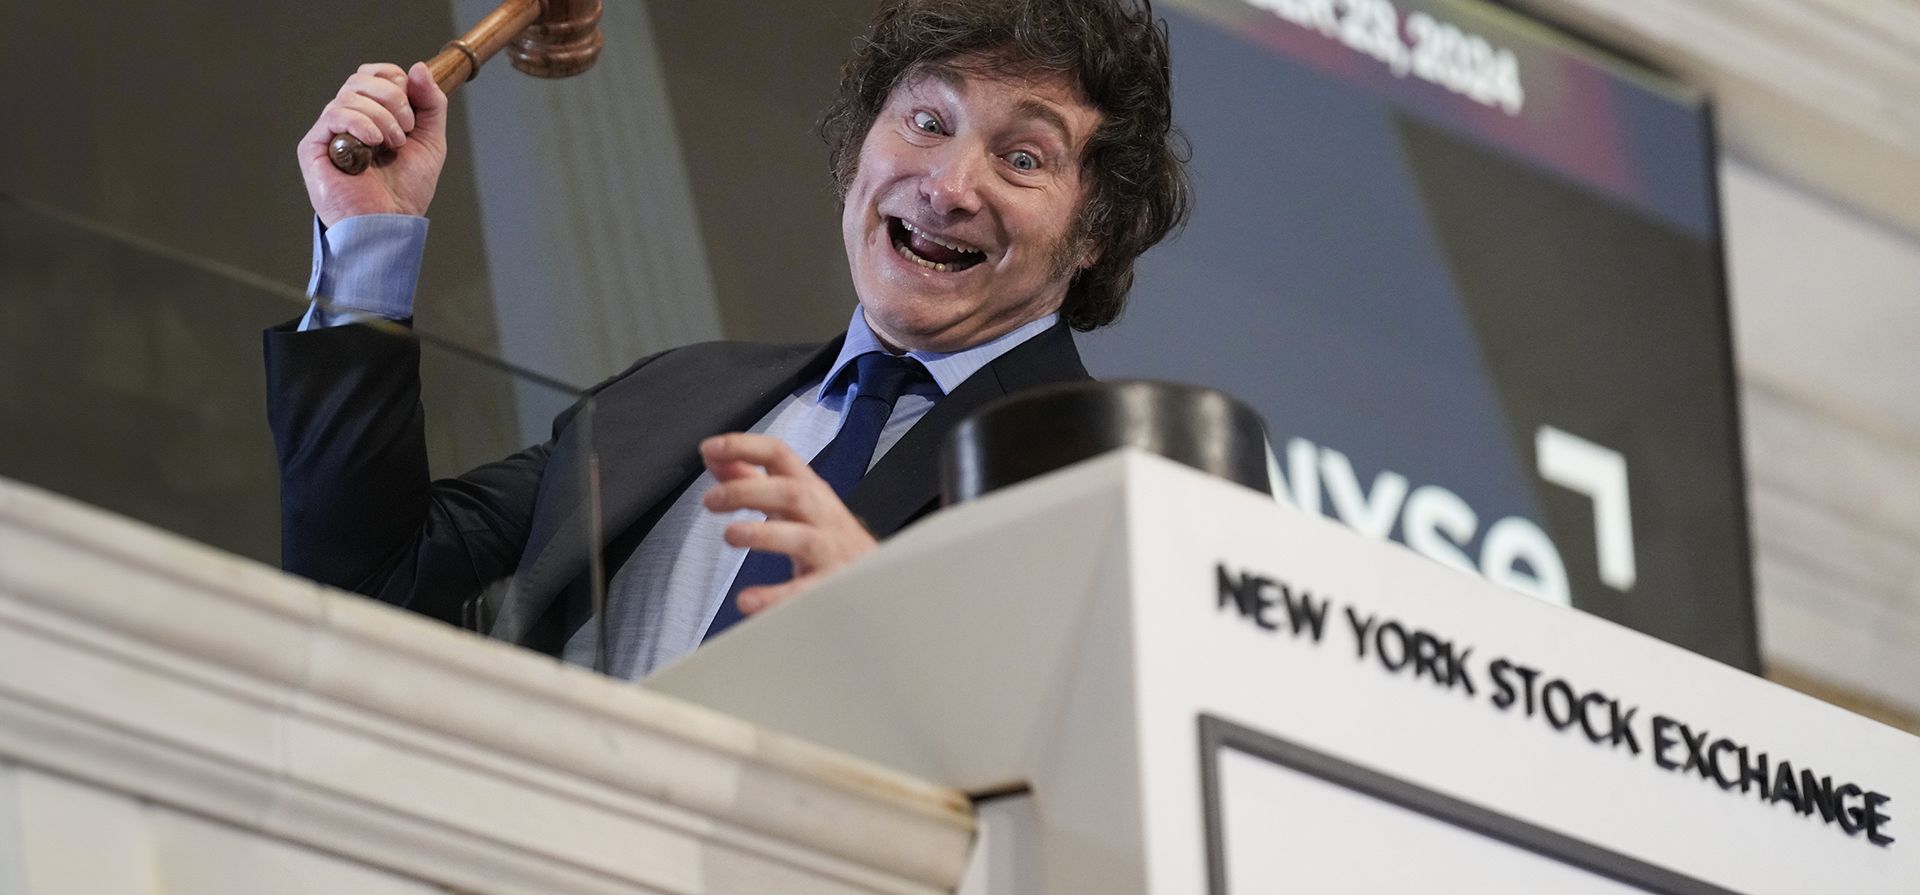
left=334, top=92, right=408, bottom=149
left=404, top=62, right=449, bottom=130
left=736, top=577, right=814, bottom=615
left=724, top=514, right=876, bottom=578
left=699, top=431, right=880, bottom=617
left=701, top=434, right=813, bottom=479
left=704, top=475, right=824, bottom=520
left=337, top=73, right=413, bottom=141
left=699, top=434, right=784, bottom=496
left=724, top=519, right=818, bottom=561
left=306, top=65, right=426, bottom=159
left=298, top=62, right=451, bottom=224
left=706, top=458, right=766, bottom=483
left=298, top=85, right=401, bottom=158
left=357, top=62, right=408, bottom=85
left=300, top=104, right=378, bottom=158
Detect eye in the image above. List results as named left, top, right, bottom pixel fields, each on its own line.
left=1007, top=150, right=1041, bottom=172
left=910, top=111, right=945, bottom=135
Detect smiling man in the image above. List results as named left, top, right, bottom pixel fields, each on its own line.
left=843, top=61, right=1104, bottom=352
left=267, top=0, right=1191, bottom=678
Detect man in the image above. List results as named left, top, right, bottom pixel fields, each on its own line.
left=267, top=0, right=1190, bottom=678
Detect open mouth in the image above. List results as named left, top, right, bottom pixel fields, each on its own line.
left=888, top=217, right=987, bottom=273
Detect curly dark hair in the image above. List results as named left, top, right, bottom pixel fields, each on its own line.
left=821, top=0, right=1192, bottom=331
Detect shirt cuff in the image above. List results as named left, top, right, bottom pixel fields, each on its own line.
left=301, top=214, right=429, bottom=330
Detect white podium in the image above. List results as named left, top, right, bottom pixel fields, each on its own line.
left=2, top=450, right=1913, bottom=893
left=653, top=450, right=1919, bottom=894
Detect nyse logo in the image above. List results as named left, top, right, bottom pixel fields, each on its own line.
left=1273, top=426, right=1633, bottom=607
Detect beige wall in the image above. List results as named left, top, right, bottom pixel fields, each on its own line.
left=1722, top=159, right=1920, bottom=727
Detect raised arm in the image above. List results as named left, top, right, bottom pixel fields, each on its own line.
left=268, top=64, right=534, bottom=627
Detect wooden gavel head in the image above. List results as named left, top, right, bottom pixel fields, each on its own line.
left=507, top=0, right=605, bottom=78
left=329, top=0, right=605, bottom=174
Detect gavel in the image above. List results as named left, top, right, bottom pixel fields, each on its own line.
left=329, top=0, right=604, bottom=174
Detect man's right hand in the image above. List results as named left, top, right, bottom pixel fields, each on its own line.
left=298, top=62, right=449, bottom=228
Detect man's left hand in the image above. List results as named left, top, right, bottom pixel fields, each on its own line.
left=699, top=433, right=878, bottom=615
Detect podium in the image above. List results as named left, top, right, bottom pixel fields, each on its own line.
left=2, top=451, right=1915, bottom=893
left=653, top=450, right=1919, bottom=894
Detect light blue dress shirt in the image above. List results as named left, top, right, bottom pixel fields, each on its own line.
left=302, top=215, right=1058, bottom=677
left=301, top=215, right=430, bottom=328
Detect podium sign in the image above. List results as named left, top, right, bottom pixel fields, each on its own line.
left=651, top=452, right=1915, bottom=893
left=1203, top=717, right=1711, bottom=893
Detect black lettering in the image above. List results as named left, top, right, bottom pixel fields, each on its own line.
left=1800, top=770, right=1837, bottom=821
left=1221, top=564, right=1282, bottom=629
left=1651, top=716, right=1683, bottom=771
left=1610, top=703, right=1640, bottom=755
left=1836, top=783, right=1865, bottom=834
left=1277, top=584, right=1331, bottom=642
left=1738, top=748, right=1772, bottom=801
left=1542, top=679, right=1577, bottom=731
left=1412, top=631, right=1442, bottom=685
left=1705, top=739, right=1739, bottom=790
left=1345, top=606, right=1375, bottom=660
left=1216, top=567, right=1273, bottom=629
left=1512, top=664, right=1540, bottom=717
left=1376, top=621, right=1411, bottom=672
left=1864, top=792, right=1894, bottom=847
left=1253, top=577, right=1279, bottom=630
left=1770, top=761, right=1806, bottom=814
left=1451, top=646, right=1476, bottom=696
left=1678, top=724, right=1713, bottom=780
left=1489, top=659, right=1517, bottom=711
left=1576, top=691, right=1609, bottom=744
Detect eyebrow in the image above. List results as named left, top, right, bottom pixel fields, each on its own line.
left=916, top=64, right=1079, bottom=148
left=1012, top=98, right=1074, bottom=148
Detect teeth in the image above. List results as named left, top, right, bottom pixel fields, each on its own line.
left=896, top=239, right=960, bottom=271
left=899, top=219, right=983, bottom=255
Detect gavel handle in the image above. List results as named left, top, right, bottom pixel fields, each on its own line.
left=328, top=0, right=542, bottom=175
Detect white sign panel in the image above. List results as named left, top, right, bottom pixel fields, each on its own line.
left=1206, top=717, right=1728, bottom=894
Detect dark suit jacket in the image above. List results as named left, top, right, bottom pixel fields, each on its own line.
left=264, top=318, right=1089, bottom=655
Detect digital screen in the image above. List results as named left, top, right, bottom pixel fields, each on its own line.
left=1087, top=0, right=1756, bottom=669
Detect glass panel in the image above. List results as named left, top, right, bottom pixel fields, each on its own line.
left=0, top=196, right=604, bottom=667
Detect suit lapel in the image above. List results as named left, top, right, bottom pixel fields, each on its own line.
left=493, top=337, right=842, bottom=644
left=848, top=321, right=1089, bottom=538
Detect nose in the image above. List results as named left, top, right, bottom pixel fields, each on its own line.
left=921, top=143, right=986, bottom=218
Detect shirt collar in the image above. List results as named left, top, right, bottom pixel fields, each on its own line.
left=817, top=308, right=1061, bottom=401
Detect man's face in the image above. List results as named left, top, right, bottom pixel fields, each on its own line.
left=842, top=62, right=1103, bottom=353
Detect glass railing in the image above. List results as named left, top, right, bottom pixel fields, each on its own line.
left=0, top=195, right=608, bottom=665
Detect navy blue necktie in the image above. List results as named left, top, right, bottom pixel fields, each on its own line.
left=702, top=352, right=930, bottom=640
